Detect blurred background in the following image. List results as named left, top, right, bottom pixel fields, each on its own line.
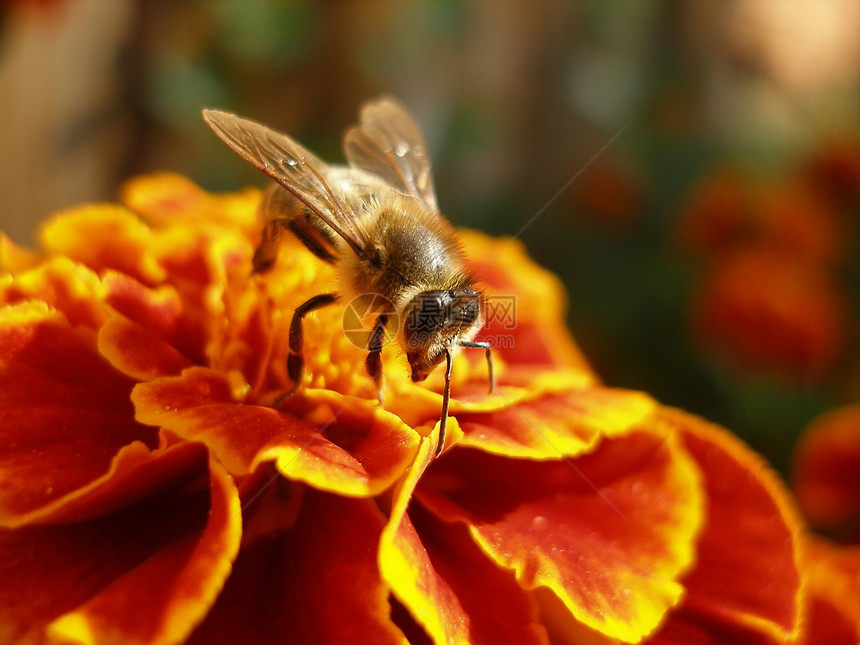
left=2, top=0, right=860, bottom=479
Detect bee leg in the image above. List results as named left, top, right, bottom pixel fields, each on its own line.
left=274, top=292, right=338, bottom=405
left=364, top=313, right=390, bottom=406
left=460, top=340, right=495, bottom=394
left=437, top=348, right=454, bottom=457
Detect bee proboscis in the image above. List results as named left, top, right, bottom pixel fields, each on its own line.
left=203, top=97, right=494, bottom=456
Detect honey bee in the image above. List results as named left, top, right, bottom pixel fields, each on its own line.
left=202, top=98, right=493, bottom=456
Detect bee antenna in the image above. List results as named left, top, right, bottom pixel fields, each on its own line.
left=459, top=340, right=495, bottom=394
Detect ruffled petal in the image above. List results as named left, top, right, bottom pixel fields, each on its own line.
left=39, top=204, right=165, bottom=285
left=120, top=172, right=259, bottom=233
left=102, top=272, right=209, bottom=366
left=415, top=426, right=703, bottom=642
left=380, top=429, right=547, bottom=644
left=0, top=441, right=238, bottom=645
left=454, top=379, right=656, bottom=458
left=379, top=434, right=469, bottom=643
left=0, top=232, right=40, bottom=273
left=98, top=313, right=193, bottom=381
left=459, top=230, right=594, bottom=376
left=0, top=302, right=157, bottom=525
left=132, top=367, right=420, bottom=496
left=189, top=469, right=404, bottom=645
left=0, top=257, right=106, bottom=329
left=651, top=409, right=805, bottom=644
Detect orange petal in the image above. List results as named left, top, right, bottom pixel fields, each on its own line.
left=0, top=441, right=238, bottom=644
left=0, top=231, right=41, bottom=273
left=804, top=537, right=860, bottom=645
left=0, top=302, right=157, bottom=525
left=415, top=427, right=703, bottom=642
left=0, top=257, right=106, bottom=329
left=476, top=317, right=591, bottom=374
left=98, top=314, right=193, bottom=381
left=383, top=424, right=553, bottom=643
left=39, top=204, right=165, bottom=285
left=454, top=381, right=656, bottom=458
left=792, top=404, right=860, bottom=533
left=460, top=230, right=594, bottom=376
left=132, top=367, right=420, bottom=496
left=803, top=537, right=860, bottom=644
left=189, top=476, right=404, bottom=645
left=651, top=409, right=805, bottom=644
left=120, top=172, right=259, bottom=233
left=121, top=172, right=213, bottom=224
left=102, top=272, right=209, bottom=366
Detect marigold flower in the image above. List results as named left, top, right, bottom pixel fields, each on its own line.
left=792, top=405, right=860, bottom=539
left=691, top=246, right=847, bottom=381
left=680, top=170, right=843, bottom=267
left=0, top=174, right=808, bottom=643
left=798, top=138, right=860, bottom=209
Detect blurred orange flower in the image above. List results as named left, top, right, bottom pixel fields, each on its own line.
left=0, top=174, right=817, bottom=643
left=681, top=163, right=851, bottom=382
left=792, top=405, right=860, bottom=539
left=681, top=170, right=843, bottom=267
left=691, top=247, right=847, bottom=381
left=798, top=138, right=860, bottom=210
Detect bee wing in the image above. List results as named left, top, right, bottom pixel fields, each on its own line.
left=203, top=109, right=371, bottom=257
left=344, top=97, right=439, bottom=211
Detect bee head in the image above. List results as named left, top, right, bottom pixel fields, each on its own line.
left=402, top=287, right=482, bottom=382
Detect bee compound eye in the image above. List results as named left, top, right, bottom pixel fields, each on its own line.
left=405, top=291, right=449, bottom=333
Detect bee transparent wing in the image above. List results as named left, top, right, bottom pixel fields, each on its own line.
left=202, top=109, right=370, bottom=257
left=344, top=97, right=439, bottom=211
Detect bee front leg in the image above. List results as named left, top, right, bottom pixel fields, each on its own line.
left=364, top=313, right=390, bottom=406
left=275, top=292, right=338, bottom=405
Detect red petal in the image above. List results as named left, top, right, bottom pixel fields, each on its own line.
left=650, top=409, right=805, bottom=644
left=47, top=449, right=242, bottom=645
left=410, top=502, right=549, bottom=644
left=0, top=441, right=237, bottom=644
left=0, top=302, right=157, bottom=524
left=132, top=368, right=420, bottom=496
left=98, top=314, right=193, bottom=381
left=102, top=272, right=209, bottom=366
left=189, top=475, right=403, bottom=645
left=416, top=428, right=703, bottom=642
